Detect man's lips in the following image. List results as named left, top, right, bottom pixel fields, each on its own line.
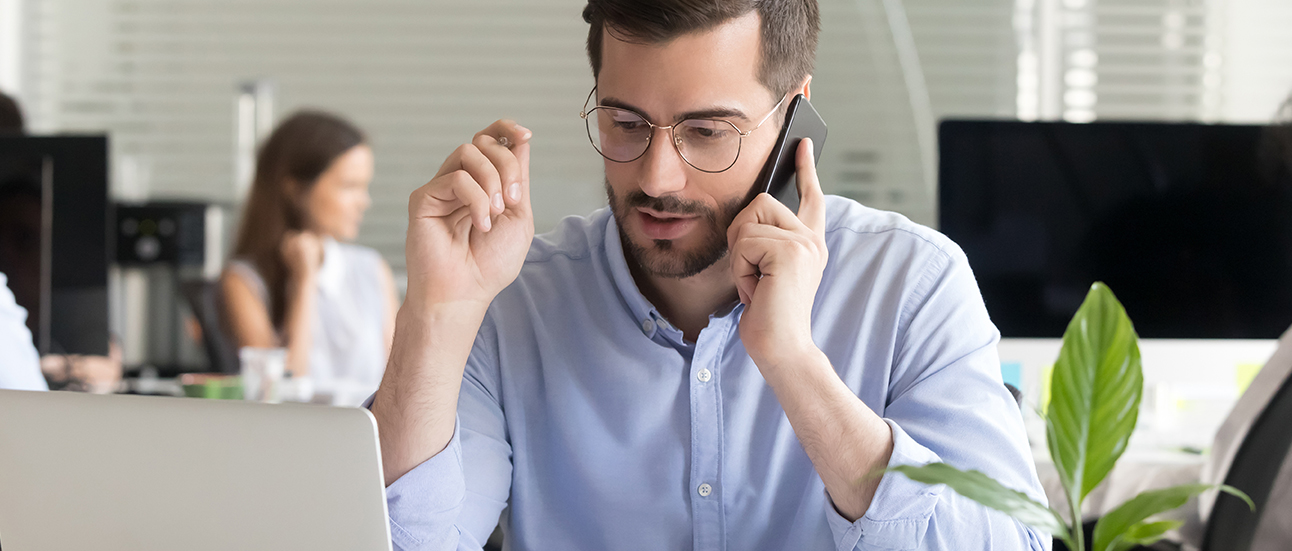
left=636, top=208, right=699, bottom=241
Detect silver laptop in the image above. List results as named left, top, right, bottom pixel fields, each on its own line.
left=0, top=389, right=391, bottom=551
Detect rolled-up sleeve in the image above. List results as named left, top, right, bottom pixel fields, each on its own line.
left=377, top=320, right=513, bottom=551
left=825, top=238, right=1052, bottom=551
left=386, top=417, right=468, bottom=550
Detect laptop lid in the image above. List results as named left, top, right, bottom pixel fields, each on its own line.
left=0, top=390, right=391, bottom=551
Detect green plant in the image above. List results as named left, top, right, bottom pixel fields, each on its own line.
left=886, top=282, right=1252, bottom=551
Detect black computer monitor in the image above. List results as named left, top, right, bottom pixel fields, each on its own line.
left=0, top=135, right=110, bottom=355
left=938, top=120, right=1292, bottom=339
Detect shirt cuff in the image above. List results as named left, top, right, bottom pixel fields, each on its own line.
left=825, top=419, right=943, bottom=551
left=384, top=416, right=467, bottom=551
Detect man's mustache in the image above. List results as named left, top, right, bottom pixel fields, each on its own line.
left=621, top=190, right=711, bottom=217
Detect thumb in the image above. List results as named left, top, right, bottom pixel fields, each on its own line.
left=795, top=138, right=826, bottom=234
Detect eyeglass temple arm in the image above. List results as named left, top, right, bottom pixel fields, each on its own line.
left=742, top=93, right=791, bottom=137
left=580, top=86, right=599, bottom=118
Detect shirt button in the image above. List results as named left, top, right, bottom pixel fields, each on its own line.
left=697, top=368, right=712, bottom=383
left=641, top=318, right=655, bottom=334
left=697, top=483, right=712, bottom=497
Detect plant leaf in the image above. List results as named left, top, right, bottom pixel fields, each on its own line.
left=1106, top=520, right=1183, bottom=551
left=1091, top=484, right=1253, bottom=551
left=1047, top=282, right=1143, bottom=508
left=888, top=463, right=1071, bottom=542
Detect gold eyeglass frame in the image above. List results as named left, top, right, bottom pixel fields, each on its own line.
left=579, top=86, right=788, bottom=174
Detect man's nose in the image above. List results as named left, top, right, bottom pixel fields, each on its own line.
left=637, top=130, right=688, bottom=198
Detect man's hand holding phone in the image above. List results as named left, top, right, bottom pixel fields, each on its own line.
left=728, top=137, right=829, bottom=383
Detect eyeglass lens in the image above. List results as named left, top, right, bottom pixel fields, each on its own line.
left=586, top=107, right=742, bottom=173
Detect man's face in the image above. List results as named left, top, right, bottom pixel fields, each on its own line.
left=598, top=12, right=784, bottom=279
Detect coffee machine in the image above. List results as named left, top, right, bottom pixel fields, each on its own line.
left=114, top=201, right=230, bottom=374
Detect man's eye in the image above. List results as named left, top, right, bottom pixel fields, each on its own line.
left=682, top=122, right=730, bottom=141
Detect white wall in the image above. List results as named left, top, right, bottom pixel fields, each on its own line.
left=1219, top=0, right=1292, bottom=121
left=13, top=0, right=1028, bottom=272
left=0, top=0, right=21, bottom=96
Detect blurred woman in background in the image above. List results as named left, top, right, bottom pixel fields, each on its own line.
left=220, top=111, right=397, bottom=401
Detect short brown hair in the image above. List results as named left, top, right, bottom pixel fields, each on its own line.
left=582, top=0, right=820, bottom=99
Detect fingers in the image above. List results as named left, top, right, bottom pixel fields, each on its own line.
left=726, top=193, right=802, bottom=253
left=445, top=171, right=495, bottom=232
left=729, top=223, right=802, bottom=304
left=475, top=119, right=532, bottom=153
left=456, top=143, right=506, bottom=216
left=483, top=120, right=533, bottom=212
left=473, top=134, right=520, bottom=197
left=417, top=120, right=534, bottom=233
left=728, top=212, right=827, bottom=305
left=412, top=169, right=493, bottom=232
left=794, top=138, right=826, bottom=234
left=474, top=119, right=533, bottom=205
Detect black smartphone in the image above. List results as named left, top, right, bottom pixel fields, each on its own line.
left=750, top=94, right=827, bottom=214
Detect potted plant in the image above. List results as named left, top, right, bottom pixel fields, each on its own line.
left=888, top=282, right=1252, bottom=551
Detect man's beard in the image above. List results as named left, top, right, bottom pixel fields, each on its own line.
left=606, top=181, right=745, bottom=279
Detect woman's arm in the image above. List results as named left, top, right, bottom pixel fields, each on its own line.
left=278, top=232, right=323, bottom=378
left=219, top=268, right=279, bottom=350
left=279, top=269, right=318, bottom=378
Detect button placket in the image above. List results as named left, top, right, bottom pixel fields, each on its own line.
left=688, top=317, right=728, bottom=550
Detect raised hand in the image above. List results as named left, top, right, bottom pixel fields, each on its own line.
left=280, top=230, right=324, bottom=278
left=403, top=120, right=535, bottom=310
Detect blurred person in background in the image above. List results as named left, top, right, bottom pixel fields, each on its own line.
left=0, top=270, right=45, bottom=391
left=1, top=90, right=24, bottom=132
left=1, top=89, right=120, bottom=393
left=220, top=110, right=398, bottom=401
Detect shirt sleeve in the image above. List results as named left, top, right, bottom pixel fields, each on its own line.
left=0, top=273, right=48, bottom=392
left=380, top=319, right=513, bottom=551
left=823, top=244, right=1052, bottom=551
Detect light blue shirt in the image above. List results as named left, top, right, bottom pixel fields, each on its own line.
left=0, top=273, right=47, bottom=392
left=384, top=197, right=1049, bottom=551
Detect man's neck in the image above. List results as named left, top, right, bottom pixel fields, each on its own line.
left=626, top=255, right=739, bottom=343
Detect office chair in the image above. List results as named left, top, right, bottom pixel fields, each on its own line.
left=179, top=280, right=239, bottom=374
left=1202, top=367, right=1292, bottom=551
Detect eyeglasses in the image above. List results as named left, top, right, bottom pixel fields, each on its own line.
left=579, top=87, right=787, bottom=174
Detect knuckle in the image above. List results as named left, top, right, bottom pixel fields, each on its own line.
left=454, top=143, right=479, bottom=158
left=446, top=169, right=473, bottom=187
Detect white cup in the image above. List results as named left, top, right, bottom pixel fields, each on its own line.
left=239, top=347, right=286, bottom=403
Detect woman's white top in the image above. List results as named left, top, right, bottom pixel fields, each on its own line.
left=227, top=239, right=388, bottom=403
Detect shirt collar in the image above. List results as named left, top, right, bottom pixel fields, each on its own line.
left=602, top=213, right=657, bottom=328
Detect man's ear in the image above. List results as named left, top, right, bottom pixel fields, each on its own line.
left=797, top=75, right=813, bottom=101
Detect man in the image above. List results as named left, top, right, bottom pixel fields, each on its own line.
left=0, top=91, right=45, bottom=391
left=0, top=89, right=120, bottom=392
left=371, top=1, right=1049, bottom=549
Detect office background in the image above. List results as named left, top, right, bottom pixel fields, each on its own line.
left=1, top=0, right=1291, bottom=363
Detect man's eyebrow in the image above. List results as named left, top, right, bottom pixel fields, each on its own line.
left=599, top=96, right=752, bottom=124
